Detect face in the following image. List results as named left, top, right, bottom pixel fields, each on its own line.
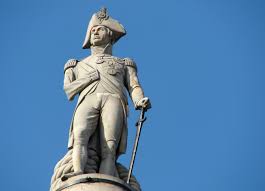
left=90, top=25, right=112, bottom=46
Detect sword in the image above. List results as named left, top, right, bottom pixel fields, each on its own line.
left=127, top=108, right=147, bottom=184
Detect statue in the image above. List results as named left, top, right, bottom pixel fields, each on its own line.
left=50, top=8, right=151, bottom=191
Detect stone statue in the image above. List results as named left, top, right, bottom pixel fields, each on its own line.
left=51, top=8, right=151, bottom=191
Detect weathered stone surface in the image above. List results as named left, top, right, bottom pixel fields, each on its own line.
left=62, top=8, right=150, bottom=177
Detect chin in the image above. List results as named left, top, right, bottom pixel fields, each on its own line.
left=91, top=40, right=100, bottom=45
left=92, top=40, right=103, bottom=45
left=93, top=42, right=109, bottom=47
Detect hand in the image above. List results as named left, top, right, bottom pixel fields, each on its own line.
left=136, top=97, right=151, bottom=110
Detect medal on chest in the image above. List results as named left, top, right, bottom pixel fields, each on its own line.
left=96, top=56, right=125, bottom=76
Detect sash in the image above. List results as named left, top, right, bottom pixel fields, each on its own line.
left=79, top=61, right=128, bottom=105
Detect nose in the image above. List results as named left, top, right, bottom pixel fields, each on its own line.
left=94, top=28, right=99, bottom=34
left=92, top=27, right=100, bottom=35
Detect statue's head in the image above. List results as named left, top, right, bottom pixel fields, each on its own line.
left=82, top=8, right=126, bottom=49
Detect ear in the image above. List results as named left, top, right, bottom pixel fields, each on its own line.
left=108, top=30, right=115, bottom=45
left=108, top=30, right=113, bottom=37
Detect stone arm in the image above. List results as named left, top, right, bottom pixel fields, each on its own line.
left=124, top=58, right=145, bottom=109
left=63, top=59, right=99, bottom=101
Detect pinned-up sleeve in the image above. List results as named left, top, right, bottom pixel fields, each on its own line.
left=63, top=59, right=78, bottom=101
left=64, top=68, right=77, bottom=101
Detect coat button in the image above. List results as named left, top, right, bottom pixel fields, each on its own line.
left=108, top=69, right=116, bottom=75
left=96, top=58, right=104, bottom=64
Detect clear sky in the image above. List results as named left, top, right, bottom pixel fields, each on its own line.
left=1, top=0, right=265, bottom=191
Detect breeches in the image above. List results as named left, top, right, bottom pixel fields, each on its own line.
left=73, top=93, right=124, bottom=153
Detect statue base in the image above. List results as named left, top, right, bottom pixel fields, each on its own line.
left=51, top=173, right=135, bottom=191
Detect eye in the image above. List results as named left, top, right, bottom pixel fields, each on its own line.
left=91, top=29, right=96, bottom=33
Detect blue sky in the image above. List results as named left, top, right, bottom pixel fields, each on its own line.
left=1, top=0, right=265, bottom=190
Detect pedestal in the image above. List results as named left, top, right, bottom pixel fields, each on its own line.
left=52, top=173, right=135, bottom=191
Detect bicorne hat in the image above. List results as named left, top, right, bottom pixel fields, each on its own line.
left=82, top=8, right=126, bottom=49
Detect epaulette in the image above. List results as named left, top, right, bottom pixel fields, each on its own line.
left=124, top=58, right=137, bottom=72
left=64, top=59, right=78, bottom=73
